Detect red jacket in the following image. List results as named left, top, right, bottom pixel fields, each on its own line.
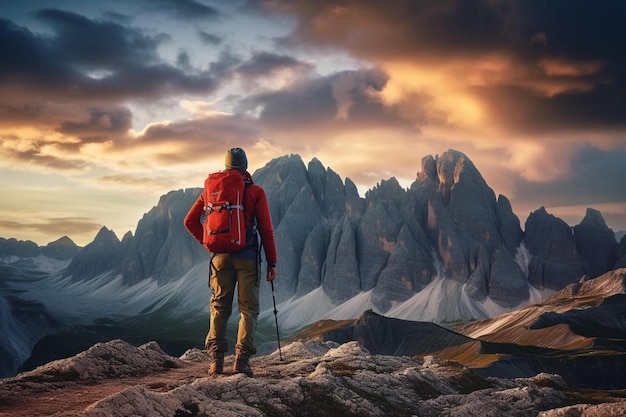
left=184, top=170, right=278, bottom=264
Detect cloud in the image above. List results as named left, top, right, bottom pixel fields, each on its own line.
left=198, top=30, right=223, bottom=46
left=0, top=104, right=134, bottom=171
left=259, top=0, right=626, bottom=139
left=58, top=106, right=133, bottom=142
left=246, top=0, right=626, bottom=223
left=239, top=67, right=404, bottom=131
left=34, top=8, right=164, bottom=70
left=511, top=145, right=626, bottom=208
left=0, top=10, right=245, bottom=174
left=2, top=1, right=625, bottom=245
left=142, top=0, right=222, bottom=21
left=236, top=51, right=311, bottom=78
left=96, top=174, right=183, bottom=190
left=0, top=11, right=219, bottom=105
left=0, top=217, right=103, bottom=241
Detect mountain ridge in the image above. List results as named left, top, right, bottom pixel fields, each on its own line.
left=2, top=149, right=625, bottom=380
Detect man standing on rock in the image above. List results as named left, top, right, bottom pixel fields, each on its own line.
left=184, top=147, right=278, bottom=377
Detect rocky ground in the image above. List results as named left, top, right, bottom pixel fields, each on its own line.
left=1, top=339, right=626, bottom=417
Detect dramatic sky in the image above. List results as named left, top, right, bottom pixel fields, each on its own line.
left=1, top=0, right=625, bottom=246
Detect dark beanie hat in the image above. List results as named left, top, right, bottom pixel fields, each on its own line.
left=225, top=147, right=248, bottom=169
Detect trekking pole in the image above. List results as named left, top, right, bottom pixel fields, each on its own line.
left=270, top=280, right=283, bottom=361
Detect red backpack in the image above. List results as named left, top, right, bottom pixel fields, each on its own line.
left=202, top=170, right=248, bottom=253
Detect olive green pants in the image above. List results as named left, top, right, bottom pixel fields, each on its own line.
left=205, top=255, right=259, bottom=357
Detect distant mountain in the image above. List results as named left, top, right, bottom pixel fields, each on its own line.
left=0, top=236, right=80, bottom=260
left=63, top=189, right=208, bottom=284
left=1, top=149, right=624, bottom=379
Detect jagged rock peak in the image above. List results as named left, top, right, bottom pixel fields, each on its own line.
left=438, top=149, right=477, bottom=182
left=47, top=235, right=76, bottom=246
left=437, top=150, right=489, bottom=204
left=525, top=206, right=587, bottom=289
left=416, top=150, right=483, bottom=183
left=92, top=226, right=120, bottom=245
left=41, top=236, right=80, bottom=260
left=417, top=154, right=438, bottom=181
left=64, top=227, right=123, bottom=280
left=580, top=207, right=610, bottom=227
left=121, top=231, right=133, bottom=242
left=365, top=176, right=404, bottom=202
left=574, top=207, right=618, bottom=277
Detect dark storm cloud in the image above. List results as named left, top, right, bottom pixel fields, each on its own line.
left=513, top=1, right=626, bottom=62
left=0, top=10, right=218, bottom=103
left=0, top=18, right=70, bottom=86
left=237, top=67, right=414, bottom=132
left=512, top=146, right=626, bottom=207
left=0, top=7, right=228, bottom=169
left=257, top=0, right=523, bottom=58
left=235, top=52, right=313, bottom=79
left=261, top=0, right=626, bottom=64
left=249, top=0, right=626, bottom=232
left=477, top=81, right=626, bottom=136
left=258, top=0, right=626, bottom=135
left=35, top=8, right=164, bottom=69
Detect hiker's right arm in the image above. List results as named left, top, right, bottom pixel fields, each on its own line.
left=184, top=194, right=204, bottom=245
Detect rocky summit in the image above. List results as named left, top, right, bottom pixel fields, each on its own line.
left=2, top=338, right=626, bottom=417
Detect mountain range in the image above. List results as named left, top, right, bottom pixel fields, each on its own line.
left=1, top=149, right=625, bottom=383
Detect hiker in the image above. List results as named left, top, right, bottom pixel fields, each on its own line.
left=184, top=147, right=278, bottom=377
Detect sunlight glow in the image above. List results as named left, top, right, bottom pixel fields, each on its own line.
left=379, top=61, right=486, bottom=128
left=179, top=100, right=232, bottom=118
left=509, top=140, right=574, bottom=182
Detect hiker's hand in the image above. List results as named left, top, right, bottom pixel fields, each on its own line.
left=267, top=266, right=277, bottom=282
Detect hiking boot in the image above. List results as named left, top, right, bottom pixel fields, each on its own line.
left=208, top=352, right=224, bottom=375
left=233, top=356, right=253, bottom=377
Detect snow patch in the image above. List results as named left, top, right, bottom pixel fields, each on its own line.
left=261, top=287, right=334, bottom=330
left=0, top=255, right=20, bottom=264
left=386, top=278, right=489, bottom=323
left=515, top=243, right=531, bottom=278
left=11, top=261, right=211, bottom=322
left=31, top=255, right=72, bottom=273
left=261, top=288, right=379, bottom=330
left=0, top=254, right=69, bottom=272
left=263, top=274, right=556, bottom=331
